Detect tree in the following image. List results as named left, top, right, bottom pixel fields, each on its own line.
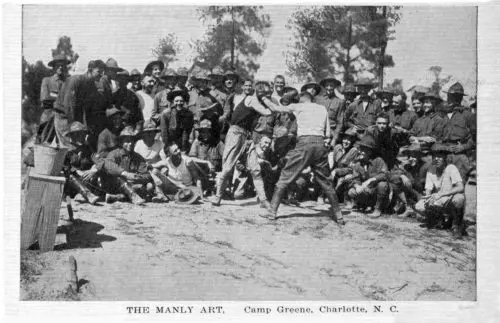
left=22, top=57, right=52, bottom=124
left=51, top=36, right=79, bottom=71
left=286, top=6, right=401, bottom=84
left=428, top=65, right=451, bottom=93
left=192, top=6, right=271, bottom=79
left=151, top=33, right=181, bottom=68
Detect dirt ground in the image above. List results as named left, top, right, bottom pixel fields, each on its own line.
left=20, top=183, right=477, bottom=301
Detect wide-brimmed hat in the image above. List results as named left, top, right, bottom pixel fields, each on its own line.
left=174, top=187, right=201, bottom=205
left=48, top=54, right=71, bottom=68
left=355, top=77, right=374, bottom=88
left=106, top=106, right=124, bottom=118
left=209, top=66, right=225, bottom=78
left=199, top=119, right=212, bottom=129
left=167, top=85, right=190, bottom=102
left=341, top=128, right=358, bottom=140
left=357, top=135, right=377, bottom=151
left=115, top=69, right=130, bottom=81
left=130, top=69, right=141, bottom=80
left=144, top=60, right=165, bottom=74
left=378, top=88, right=395, bottom=100
left=223, top=70, right=240, bottom=82
left=422, top=89, right=443, bottom=102
left=139, top=120, right=160, bottom=134
left=443, top=82, right=467, bottom=96
left=319, top=77, right=341, bottom=88
left=300, top=82, right=321, bottom=95
left=160, top=68, right=178, bottom=80
left=190, top=66, right=211, bottom=81
left=119, top=126, right=137, bottom=139
left=66, top=121, right=89, bottom=137
left=342, top=83, right=359, bottom=95
left=430, top=143, right=449, bottom=155
left=105, top=58, right=124, bottom=72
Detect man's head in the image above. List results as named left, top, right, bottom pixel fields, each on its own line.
left=107, top=107, right=124, bottom=131
left=357, top=135, right=376, bottom=161
left=48, top=55, right=70, bottom=77
left=198, top=120, right=213, bottom=142
left=375, top=113, right=390, bottom=132
left=342, top=84, right=359, bottom=103
left=150, top=64, right=163, bottom=79
left=119, top=126, right=137, bottom=153
left=341, top=129, right=357, bottom=150
left=140, top=120, right=160, bottom=147
left=87, top=60, right=106, bottom=82
left=355, top=78, right=373, bottom=99
left=431, top=145, right=448, bottom=170
left=223, top=70, right=239, bottom=91
left=258, top=135, right=272, bottom=153
left=242, top=80, right=254, bottom=96
left=445, top=82, right=466, bottom=108
left=160, top=69, right=178, bottom=88
left=273, top=75, right=286, bottom=94
left=392, top=91, right=407, bottom=111
left=298, top=91, right=313, bottom=103
left=168, top=142, right=181, bottom=158
left=141, top=74, right=156, bottom=93
left=255, top=81, right=271, bottom=99
left=173, top=95, right=185, bottom=108
left=411, top=92, right=424, bottom=113
left=422, top=90, right=443, bottom=114
left=320, top=78, right=341, bottom=97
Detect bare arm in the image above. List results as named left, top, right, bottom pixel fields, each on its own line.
left=247, top=96, right=272, bottom=116
left=261, top=97, right=293, bottom=113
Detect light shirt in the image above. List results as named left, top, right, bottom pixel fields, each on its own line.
left=425, top=164, right=462, bottom=194
left=136, top=90, right=155, bottom=121
left=362, top=101, right=369, bottom=112
left=447, top=112, right=454, bottom=119
left=288, top=102, right=330, bottom=137
left=164, top=155, right=193, bottom=186
left=134, top=139, right=164, bottom=164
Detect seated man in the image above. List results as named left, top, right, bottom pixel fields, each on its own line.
left=63, top=121, right=101, bottom=205
left=151, top=143, right=203, bottom=197
left=97, top=106, right=124, bottom=158
left=189, top=119, right=224, bottom=173
left=329, top=128, right=359, bottom=202
left=415, top=143, right=466, bottom=239
left=134, top=120, right=169, bottom=202
left=100, top=126, right=155, bottom=205
left=347, top=135, right=390, bottom=218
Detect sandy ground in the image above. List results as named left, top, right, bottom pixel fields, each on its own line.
left=20, top=184, right=477, bottom=301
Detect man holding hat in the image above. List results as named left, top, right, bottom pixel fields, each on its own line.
left=316, top=76, right=345, bottom=146
left=257, top=91, right=345, bottom=225
left=347, top=135, right=390, bottom=218
left=144, top=60, right=166, bottom=96
left=345, top=77, right=382, bottom=134
left=55, top=59, right=107, bottom=147
left=99, top=126, right=153, bottom=205
left=415, top=143, right=466, bottom=239
left=440, top=82, right=476, bottom=181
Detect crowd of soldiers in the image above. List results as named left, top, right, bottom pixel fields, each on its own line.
left=25, top=53, right=477, bottom=240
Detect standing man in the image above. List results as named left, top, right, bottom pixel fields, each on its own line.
left=222, top=69, right=240, bottom=95
left=143, top=60, right=165, bottom=96
left=129, top=69, right=142, bottom=92
left=440, top=82, right=476, bottom=181
left=316, top=76, right=345, bottom=146
left=258, top=91, right=345, bottom=225
left=252, top=81, right=276, bottom=143
left=271, top=75, right=286, bottom=102
left=40, top=54, right=70, bottom=123
left=55, top=60, right=107, bottom=147
left=345, top=78, right=381, bottom=134
left=135, top=74, right=157, bottom=124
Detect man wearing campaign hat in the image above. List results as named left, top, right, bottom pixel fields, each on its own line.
left=97, top=106, right=125, bottom=158
left=347, top=135, right=390, bottom=218
left=55, top=59, right=108, bottom=147
left=252, top=81, right=277, bottom=144
left=189, top=119, right=225, bottom=174
left=99, top=126, right=153, bottom=205
left=415, top=143, right=466, bottom=239
left=160, top=85, right=194, bottom=151
left=208, top=66, right=228, bottom=108
left=345, top=77, right=382, bottom=134
left=144, top=60, right=166, bottom=96
left=40, top=54, right=71, bottom=116
left=222, top=69, right=240, bottom=95
left=316, top=76, right=345, bottom=146
left=439, top=82, right=476, bottom=181
left=342, top=83, right=359, bottom=106
left=409, top=89, right=446, bottom=148
left=388, top=90, right=417, bottom=133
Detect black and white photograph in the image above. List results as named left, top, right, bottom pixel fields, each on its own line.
left=16, top=4, right=479, bottom=303
left=5, top=2, right=500, bottom=321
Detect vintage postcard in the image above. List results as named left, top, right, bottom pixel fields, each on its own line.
left=2, top=1, right=499, bottom=322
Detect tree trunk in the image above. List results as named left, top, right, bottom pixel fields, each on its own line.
left=230, top=6, right=235, bottom=69
left=344, top=16, right=353, bottom=83
left=378, top=6, right=388, bottom=89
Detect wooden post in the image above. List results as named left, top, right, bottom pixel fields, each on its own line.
left=21, top=173, right=66, bottom=252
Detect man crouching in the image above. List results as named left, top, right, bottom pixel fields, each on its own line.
left=415, top=143, right=466, bottom=239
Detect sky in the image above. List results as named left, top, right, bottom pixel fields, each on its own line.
left=22, top=5, right=477, bottom=96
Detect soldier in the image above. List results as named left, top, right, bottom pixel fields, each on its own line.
left=111, top=70, right=142, bottom=132
left=208, top=66, right=228, bottom=108
left=341, top=83, right=359, bottom=106
left=135, top=74, right=157, bottom=124
left=252, top=81, right=276, bottom=144
left=129, top=69, right=142, bottom=92
left=345, top=78, right=381, bottom=135
left=143, top=60, right=165, bottom=95
left=97, top=107, right=125, bottom=158
left=316, top=76, right=345, bottom=146
left=222, top=69, right=240, bottom=94
left=39, top=54, right=71, bottom=124
left=300, top=82, right=322, bottom=99
left=258, top=91, right=345, bottom=225
left=440, top=82, right=476, bottom=181
left=365, top=113, right=400, bottom=170
left=388, top=90, right=417, bottom=132
left=377, top=87, right=394, bottom=113
left=152, top=68, right=178, bottom=124
left=160, top=85, right=193, bottom=151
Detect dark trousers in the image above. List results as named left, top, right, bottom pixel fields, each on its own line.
left=275, top=136, right=335, bottom=197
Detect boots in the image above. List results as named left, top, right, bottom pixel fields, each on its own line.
left=105, top=193, right=127, bottom=203
left=323, top=189, right=346, bottom=225
left=368, top=196, right=384, bottom=218
left=117, top=178, right=146, bottom=205
left=68, top=174, right=100, bottom=205
left=260, top=199, right=271, bottom=209
left=451, top=207, right=464, bottom=239
left=259, top=187, right=286, bottom=220
left=152, top=186, right=169, bottom=203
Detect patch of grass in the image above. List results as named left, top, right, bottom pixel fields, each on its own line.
left=20, top=251, right=46, bottom=285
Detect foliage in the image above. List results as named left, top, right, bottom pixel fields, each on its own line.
left=151, top=33, right=181, bottom=68
left=429, top=65, right=452, bottom=93
left=192, top=6, right=271, bottom=79
left=22, top=57, right=53, bottom=124
left=286, top=6, right=401, bottom=84
left=51, top=36, right=79, bottom=70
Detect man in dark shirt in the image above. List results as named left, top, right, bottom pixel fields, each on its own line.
left=365, top=113, right=400, bottom=170
left=389, top=90, right=417, bottom=132
left=55, top=60, right=107, bottom=147
left=97, top=107, right=124, bottom=158
left=342, top=83, right=359, bottom=106
left=316, top=76, right=345, bottom=146
left=345, top=78, right=381, bottom=134
left=111, top=70, right=143, bottom=132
